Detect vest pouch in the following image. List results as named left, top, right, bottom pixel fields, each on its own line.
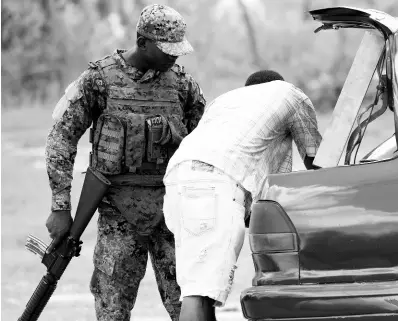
left=91, top=113, right=126, bottom=175
left=92, top=113, right=147, bottom=174
left=145, top=117, right=168, bottom=164
left=124, top=113, right=146, bottom=172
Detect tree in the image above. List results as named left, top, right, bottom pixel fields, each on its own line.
left=237, top=0, right=263, bottom=69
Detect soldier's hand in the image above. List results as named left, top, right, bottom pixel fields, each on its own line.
left=45, top=210, right=73, bottom=253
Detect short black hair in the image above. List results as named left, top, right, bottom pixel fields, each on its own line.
left=245, top=70, right=284, bottom=86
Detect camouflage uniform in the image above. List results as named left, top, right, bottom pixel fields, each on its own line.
left=45, top=5, right=205, bottom=321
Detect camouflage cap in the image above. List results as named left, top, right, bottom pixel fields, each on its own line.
left=136, top=4, right=193, bottom=57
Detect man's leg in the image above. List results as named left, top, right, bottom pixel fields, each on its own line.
left=179, top=296, right=217, bottom=321
left=89, top=203, right=149, bottom=321
left=148, top=219, right=182, bottom=321
left=163, top=162, right=247, bottom=321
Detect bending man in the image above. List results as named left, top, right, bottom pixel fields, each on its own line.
left=163, top=70, right=322, bottom=321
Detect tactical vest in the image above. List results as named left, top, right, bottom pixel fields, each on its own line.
left=88, top=55, right=184, bottom=177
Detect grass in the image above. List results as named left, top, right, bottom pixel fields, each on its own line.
left=1, top=105, right=395, bottom=320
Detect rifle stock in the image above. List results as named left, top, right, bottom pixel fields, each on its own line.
left=18, top=167, right=111, bottom=321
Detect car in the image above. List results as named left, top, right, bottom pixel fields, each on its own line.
left=240, top=6, right=398, bottom=321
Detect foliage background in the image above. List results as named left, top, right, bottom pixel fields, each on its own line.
left=2, top=0, right=398, bottom=111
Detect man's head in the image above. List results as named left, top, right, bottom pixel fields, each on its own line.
left=245, top=70, right=284, bottom=86
left=136, top=4, right=193, bottom=71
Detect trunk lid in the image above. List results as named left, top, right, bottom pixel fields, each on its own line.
left=309, top=6, right=398, bottom=37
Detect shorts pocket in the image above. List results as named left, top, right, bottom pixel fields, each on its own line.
left=181, top=186, right=217, bottom=236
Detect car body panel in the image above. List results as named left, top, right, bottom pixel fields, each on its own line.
left=242, top=157, right=398, bottom=319
left=251, top=251, right=299, bottom=286
left=241, top=282, right=398, bottom=320
left=265, top=157, right=398, bottom=283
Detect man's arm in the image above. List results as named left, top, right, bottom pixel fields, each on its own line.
left=304, top=156, right=322, bottom=170
left=46, top=69, right=103, bottom=211
left=182, top=73, right=206, bottom=133
left=288, top=97, right=323, bottom=170
left=45, top=68, right=105, bottom=252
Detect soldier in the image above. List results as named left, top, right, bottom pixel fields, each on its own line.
left=44, top=4, right=205, bottom=321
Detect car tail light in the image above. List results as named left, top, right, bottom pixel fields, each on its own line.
left=249, top=200, right=299, bottom=285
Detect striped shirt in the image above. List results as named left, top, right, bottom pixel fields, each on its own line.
left=165, top=80, right=322, bottom=201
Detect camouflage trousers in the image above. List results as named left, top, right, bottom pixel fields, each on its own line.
left=89, top=185, right=181, bottom=321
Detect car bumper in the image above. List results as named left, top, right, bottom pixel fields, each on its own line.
left=240, top=281, right=398, bottom=321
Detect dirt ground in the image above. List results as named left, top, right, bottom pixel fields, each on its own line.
left=1, top=106, right=393, bottom=320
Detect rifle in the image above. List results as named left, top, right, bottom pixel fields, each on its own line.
left=18, top=167, right=111, bottom=321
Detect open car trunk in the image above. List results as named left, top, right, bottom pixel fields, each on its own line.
left=310, top=7, right=398, bottom=37
left=241, top=7, right=398, bottom=321
left=311, top=7, right=398, bottom=168
left=270, top=5, right=398, bottom=287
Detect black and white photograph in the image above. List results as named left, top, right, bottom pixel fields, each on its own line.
left=2, top=0, right=398, bottom=320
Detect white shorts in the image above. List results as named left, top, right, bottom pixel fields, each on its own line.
left=163, top=160, right=250, bottom=307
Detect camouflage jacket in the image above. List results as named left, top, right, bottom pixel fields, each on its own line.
left=46, top=49, right=205, bottom=211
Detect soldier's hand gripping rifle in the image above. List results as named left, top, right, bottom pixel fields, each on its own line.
left=18, top=167, right=111, bottom=321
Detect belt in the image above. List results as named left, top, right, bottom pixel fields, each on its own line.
left=190, top=160, right=251, bottom=209
left=106, top=173, right=164, bottom=187
left=137, top=162, right=167, bottom=171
